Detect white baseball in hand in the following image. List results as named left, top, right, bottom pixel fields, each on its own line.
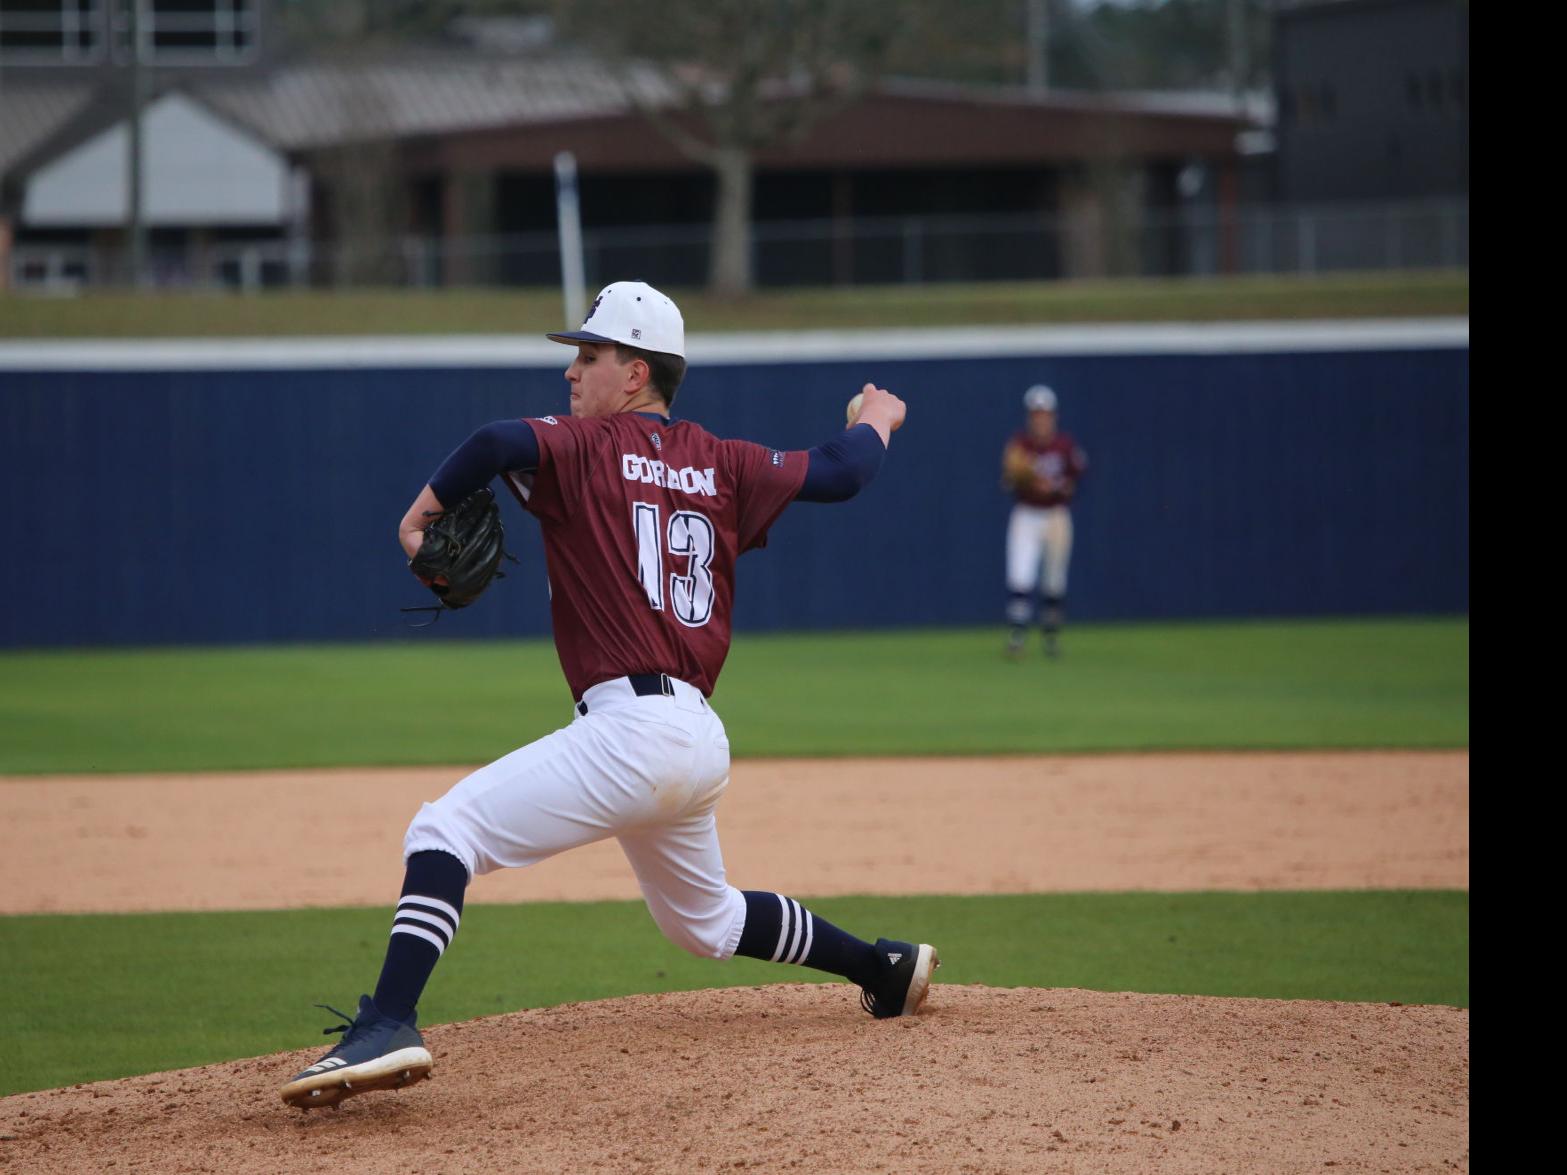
left=847, top=387, right=904, bottom=431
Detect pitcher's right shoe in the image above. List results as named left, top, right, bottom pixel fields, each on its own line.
left=280, top=995, right=432, bottom=1110
left=860, top=939, right=940, bottom=1019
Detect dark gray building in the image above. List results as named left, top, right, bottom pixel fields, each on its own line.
left=1274, top=0, right=1468, bottom=202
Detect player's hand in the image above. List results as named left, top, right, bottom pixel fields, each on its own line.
left=399, top=519, right=448, bottom=588
left=852, top=384, right=906, bottom=442
left=402, top=528, right=425, bottom=562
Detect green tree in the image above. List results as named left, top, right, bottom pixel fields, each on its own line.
left=552, top=0, right=927, bottom=296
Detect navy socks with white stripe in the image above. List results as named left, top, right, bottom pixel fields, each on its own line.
left=371, top=872, right=874, bottom=1021
left=734, top=891, right=879, bottom=987
left=372, top=850, right=469, bottom=1025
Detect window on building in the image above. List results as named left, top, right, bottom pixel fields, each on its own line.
left=112, top=0, right=257, bottom=63
left=0, top=0, right=105, bottom=62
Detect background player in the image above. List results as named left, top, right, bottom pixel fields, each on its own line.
left=1001, top=384, right=1088, bottom=658
left=280, top=281, right=936, bottom=1110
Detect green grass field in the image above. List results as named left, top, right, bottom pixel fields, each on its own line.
left=0, top=271, right=1468, bottom=339
left=0, top=619, right=1468, bottom=774
left=0, top=890, right=1467, bottom=1097
left=0, top=617, right=1469, bottom=1098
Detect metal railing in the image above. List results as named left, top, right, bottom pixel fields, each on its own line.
left=7, top=198, right=1468, bottom=293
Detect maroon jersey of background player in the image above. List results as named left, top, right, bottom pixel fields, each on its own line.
left=1007, top=430, right=1087, bottom=508
left=502, top=412, right=807, bottom=700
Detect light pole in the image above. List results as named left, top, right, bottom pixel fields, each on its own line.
left=127, top=0, right=148, bottom=287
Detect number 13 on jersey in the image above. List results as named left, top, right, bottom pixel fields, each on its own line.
left=632, top=503, right=716, bottom=627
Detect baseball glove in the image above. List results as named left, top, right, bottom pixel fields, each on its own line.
left=1001, top=443, right=1035, bottom=489
left=407, top=487, right=512, bottom=611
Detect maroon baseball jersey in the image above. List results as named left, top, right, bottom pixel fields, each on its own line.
left=501, top=413, right=807, bottom=699
left=1008, top=431, right=1087, bottom=508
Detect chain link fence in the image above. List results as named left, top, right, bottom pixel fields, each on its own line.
left=8, top=198, right=1467, bottom=293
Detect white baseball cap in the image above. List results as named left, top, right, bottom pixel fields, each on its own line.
left=1024, top=384, right=1058, bottom=412
left=547, top=281, right=685, bottom=358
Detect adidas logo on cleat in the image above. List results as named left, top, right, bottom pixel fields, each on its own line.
left=887, top=952, right=903, bottom=964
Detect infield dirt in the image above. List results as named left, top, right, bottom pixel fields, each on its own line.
left=0, top=750, right=1468, bottom=914
left=0, top=751, right=1469, bottom=1172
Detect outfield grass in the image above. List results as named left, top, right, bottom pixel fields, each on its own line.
left=0, top=890, right=1468, bottom=1097
left=0, top=271, right=1468, bottom=339
left=0, top=619, right=1468, bottom=774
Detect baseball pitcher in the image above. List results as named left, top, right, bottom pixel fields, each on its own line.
left=1002, top=384, right=1088, bottom=658
left=281, top=282, right=937, bottom=1110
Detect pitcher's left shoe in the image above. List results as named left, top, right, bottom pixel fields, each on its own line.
left=280, top=995, right=432, bottom=1110
left=859, top=939, right=939, bottom=1019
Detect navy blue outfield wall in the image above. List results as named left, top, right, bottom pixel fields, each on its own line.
left=0, top=327, right=1469, bottom=648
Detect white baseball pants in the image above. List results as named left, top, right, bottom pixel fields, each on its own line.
left=403, top=675, right=746, bottom=960
left=1006, top=503, right=1074, bottom=600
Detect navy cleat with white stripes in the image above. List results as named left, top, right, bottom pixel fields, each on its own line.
left=280, top=995, right=432, bottom=1110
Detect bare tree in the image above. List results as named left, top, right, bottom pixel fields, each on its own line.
left=553, top=0, right=921, bottom=296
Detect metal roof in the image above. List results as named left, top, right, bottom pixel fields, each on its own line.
left=878, top=77, right=1270, bottom=124
left=0, top=77, right=100, bottom=178
left=200, top=53, right=677, bottom=149
left=1, top=54, right=1264, bottom=181
left=1, top=52, right=675, bottom=175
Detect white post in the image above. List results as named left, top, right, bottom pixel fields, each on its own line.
left=554, top=151, right=586, bottom=328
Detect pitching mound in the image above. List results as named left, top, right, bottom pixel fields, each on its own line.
left=0, top=985, right=1467, bottom=1174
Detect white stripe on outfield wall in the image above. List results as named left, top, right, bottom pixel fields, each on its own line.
left=0, top=319, right=1468, bottom=371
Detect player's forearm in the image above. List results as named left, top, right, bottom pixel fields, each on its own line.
left=799, top=424, right=886, bottom=503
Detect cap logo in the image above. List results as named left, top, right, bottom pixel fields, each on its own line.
left=583, top=293, right=604, bottom=324
left=630, top=327, right=642, bottom=339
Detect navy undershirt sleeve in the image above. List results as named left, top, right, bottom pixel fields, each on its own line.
left=798, top=423, right=887, bottom=503
left=428, top=419, right=539, bottom=506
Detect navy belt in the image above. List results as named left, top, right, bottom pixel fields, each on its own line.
left=576, top=673, right=674, bottom=716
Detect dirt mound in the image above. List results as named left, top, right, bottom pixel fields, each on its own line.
left=0, top=985, right=1468, bottom=1174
